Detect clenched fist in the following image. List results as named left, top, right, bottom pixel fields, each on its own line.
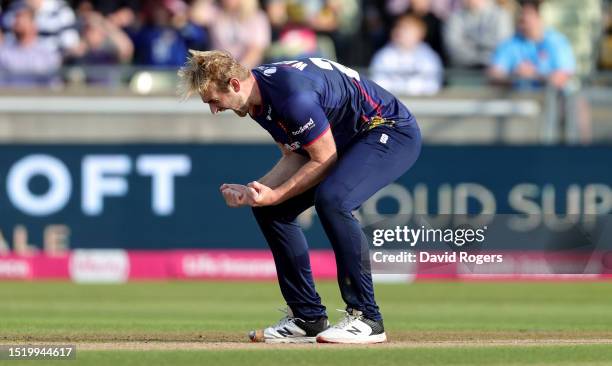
left=220, top=183, right=259, bottom=207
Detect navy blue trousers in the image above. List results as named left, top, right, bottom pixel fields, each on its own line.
left=252, top=124, right=421, bottom=321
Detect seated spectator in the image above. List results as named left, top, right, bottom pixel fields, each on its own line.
left=307, top=1, right=335, bottom=32
left=66, top=12, right=133, bottom=84
left=74, top=0, right=140, bottom=29
left=189, top=0, right=217, bottom=28
left=131, top=0, right=208, bottom=67
left=278, top=0, right=353, bottom=62
left=369, top=15, right=442, bottom=95
left=0, top=4, right=62, bottom=87
left=429, top=0, right=462, bottom=20
left=488, top=0, right=575, bottom=90
left=209, top=0, right=270, bottom=69
left=2, top=0, right=80, bottom=56
left=444, top=0, right=512, bottom=68
left=407, top=0, right=447, bottom=65
left=263, top=0, right=288, bottom=41
left=266, top=2, right=321, bottom=61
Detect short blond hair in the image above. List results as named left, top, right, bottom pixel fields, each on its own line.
left=177, top=50, right=250, bottom=99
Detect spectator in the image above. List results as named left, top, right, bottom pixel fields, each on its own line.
left=384, top=0, right=462, bottom=21
left=429, top=0, right=462, bottom=20
left=489, top=0, right=575, bottom=90
left=131, top=0, right=208, bottom=67
left=369, top=15, right=442, bottom=95
left=307, top=0, right=339, bottom=34
left=263, top=0, right=288, bottom=41
left=209, top=0, right=271, bottom=69
left=2, top=0, right=80, bottom=56
left=444, top=0, right=513, bottom=68
left=0, top=4, right=61, bottom=87
left=265, top=2, right=321, bottom=61
left=407, top=0, right=447, bottom=65
left=66, top=12, right=133, bottom=84
left=384, top=0, right=411, bottom=17
left=74, top=0, right=140, bottom=29
left=70, top=12, right=133, bottom=63
left=189, top=0, right=216, bottom=28
left=364, top=0, right=458, bottom=67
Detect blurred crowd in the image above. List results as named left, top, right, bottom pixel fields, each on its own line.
left=0, top=0, right=609, bottom=94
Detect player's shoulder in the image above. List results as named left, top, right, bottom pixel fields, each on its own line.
left=254, top=60, right=320, bottom=101
left=255, top=59, right=312, bottom=77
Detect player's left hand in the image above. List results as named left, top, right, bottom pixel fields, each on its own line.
left=247, top=181, right=280, bottom=207
left=220, top=183, right=257, bottom=207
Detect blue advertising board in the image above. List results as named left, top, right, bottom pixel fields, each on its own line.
left=0, top=145, right=611, bottom=251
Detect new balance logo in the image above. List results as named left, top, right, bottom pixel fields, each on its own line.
left=346, top=326, right=362, bottom=335
left=277, top=327, right=294, bottom=337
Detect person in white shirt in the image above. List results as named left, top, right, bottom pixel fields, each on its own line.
left=0, top=4, right=62, bottom=87
left=444, top=0, right=513, bottom=68
left=370, top=14, right=442, bottom=96
left=2, top=0, right=80, bottom=55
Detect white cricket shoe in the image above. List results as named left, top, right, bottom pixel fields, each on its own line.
left=316, top=309, right=387, bottom=344
left=249, top=307, right=329, bottom=343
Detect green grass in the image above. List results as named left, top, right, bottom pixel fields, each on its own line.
left=1, top=281, right=612, bottom=365
left=2, top=281, right=612, bottom=335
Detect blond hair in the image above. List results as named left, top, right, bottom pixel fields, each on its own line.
left=177, top=49, right=250, bottom=99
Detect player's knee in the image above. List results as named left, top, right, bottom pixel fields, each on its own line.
left=314, top=187, right=346, bottom=214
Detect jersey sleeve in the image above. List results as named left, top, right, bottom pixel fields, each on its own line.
left=279, top=91, right=330, bottom=147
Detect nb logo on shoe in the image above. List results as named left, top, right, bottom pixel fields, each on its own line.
left=277, top=327, right=293, bottom=337
left=346, top=326, right=362, bottom=335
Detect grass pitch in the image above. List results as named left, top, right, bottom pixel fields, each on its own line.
left=1, top=281, right=611, bottom=365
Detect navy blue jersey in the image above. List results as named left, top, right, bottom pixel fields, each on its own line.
left=250, top=58, right=416, bottom=155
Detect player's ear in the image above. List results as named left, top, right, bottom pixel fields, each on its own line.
left=229, top=78, right=240, bottom=92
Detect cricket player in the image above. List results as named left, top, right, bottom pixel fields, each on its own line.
left=178, top=51, right=421, bottom=344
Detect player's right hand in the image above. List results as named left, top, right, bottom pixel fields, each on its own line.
left=220, top=184, right=256, bottom=207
